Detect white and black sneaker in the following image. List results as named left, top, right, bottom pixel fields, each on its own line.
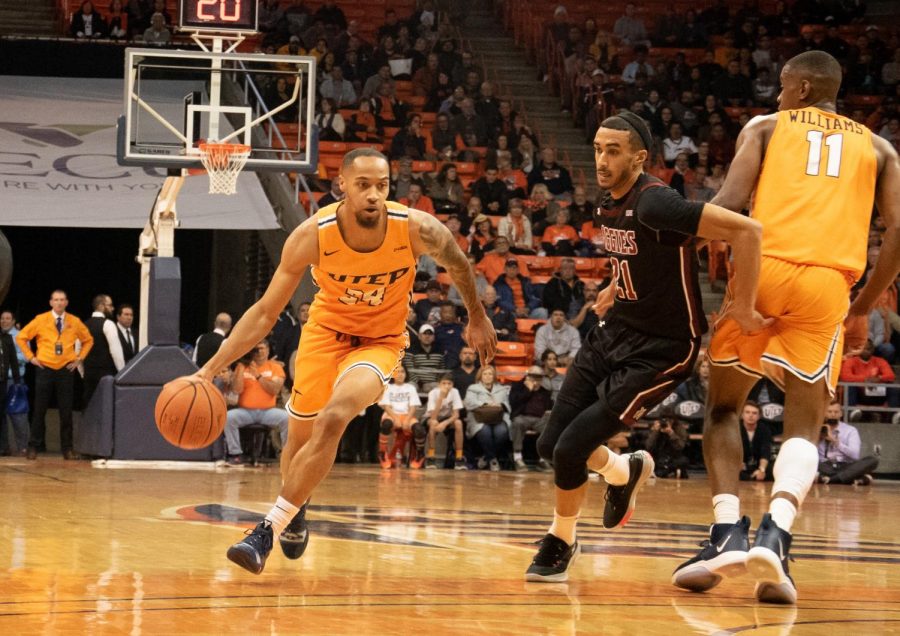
left=525, top=533, right=581, bottom=582
left=602, top=450, right=655, bottom=528
left=747, top=513, right=797, bottom=604
left=672, top=516, right=750, bottom=591
left=279, top=501, right=310, bottom=560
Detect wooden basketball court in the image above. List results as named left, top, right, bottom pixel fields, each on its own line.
left=1, top=459, right=899, bottom=634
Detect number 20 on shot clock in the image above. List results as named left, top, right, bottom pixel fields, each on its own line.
left=179, top=0, right=258, bottom=32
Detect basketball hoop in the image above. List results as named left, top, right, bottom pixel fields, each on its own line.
left=198, top=142, right=251, bottom=195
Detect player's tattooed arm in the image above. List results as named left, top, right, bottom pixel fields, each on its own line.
left=410, top=210, right=498, bottom=362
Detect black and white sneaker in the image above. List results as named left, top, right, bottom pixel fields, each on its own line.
left=227, top=520, right=274, bottom=575
left=279, top=502, right=310, bottom=560
left=747, top=513, right=797, bottom=604
left=672, top=516, right=750, bottom=592
left=525, top=533, right=581, bottom=582
left=602, top=450, right=655, bottom=529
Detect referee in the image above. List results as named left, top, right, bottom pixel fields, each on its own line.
left=16, top=290, right=93, bottom=460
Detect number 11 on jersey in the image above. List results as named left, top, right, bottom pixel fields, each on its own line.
left=609, top=257, right=638, bottom=301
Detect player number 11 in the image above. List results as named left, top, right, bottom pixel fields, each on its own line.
left=805, top=131, right=843, bottom=178
left=198, top=0, right=241, bottom=21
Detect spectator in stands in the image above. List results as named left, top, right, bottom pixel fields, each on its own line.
left=534, top=309, right=580, bottom=366
left=443, top=214, right=469, bottom=254
left=0, top=312, right=22, bottom=456
left=377, top=9, right=401, bottom=41
left=738, top=401, right=773, bottom=481
left=472, top=165, right=508, bottom=215
left=72, top=0, right=112, bottom=38
left=653, top=5, right=682, bottom=46
left=570, top=281, right=601, bottom=338
left=400, top=182, right=435, bottom=215
left=869, top=302, right=895, bottom=362
left=370, top=79, right=407, bottom=127
left=428, top=164, right=464, bottom=213
left=495, top=258, right=546, bottom=319
left=407, top=323, right=447, bottom=391
left=676, top=358, right=710, bottom=405
left=428, top=112, right=461, bottom=159
left=840, top=339, right=900, bottom=415
left=114, top=304, right=136, bottom=363
left=662, top=122, right=699, bottom=168
left=509, top=365, right=553, bottom=471
left=476, top=81, right=502, bottom=132
left=83, top=294, right=125, bottom=406
left=706, top=122, right=735, bottom=166
left=753, top=67, right=778, bottom=107
left=476, top=235, right=530, bottom=282
left=463, top=70, right=483, bottom=99
left=319, top=66, right=357, bottom=109
left=541, top=208, right=580, bottom=256
left=452, top=98, right=489, bottom=147
left=435, top=302, right=465, bottom=369
left=540, top=350, right=564, bottom=400
left=678, top=9, right=707, bottom=47
left=414, top=279, right=443, bottom=324
left=713, top=60, right=754, bottom=107
left=283, top=0, right=310, bottom=37
left=669, top=152, right=697, bottom=197
left=528, top=147, right=573, bottom=199
left=451, top=49, right=481, bottom=88
left=495, top=150, right=528, bottom=200
left=314, top=97, right=345, bottom=141
left=377, top=365, right=421, bottom=468
left=313, top=0, right=345, bottom=31
left=439, top=85, right=467, bottom=117
left=621, top=45, right=655, bottom=86
left=258, top=0, right=284, bottom=34
left=517, top=135, right=539, bottom=176
left=317, top=177, right=345, bottom=208
left=124, top=0, right=150, bottom=38
left=614, top=2, right=650, bottom=47
left=223, top=339, right=288, bottom=466
left=361, top=64, right=393, bottom=101
left=106, top=0, right=127, bottom=39
left=883, top=49, right=900, bottom=90
left=412, top=52, right=440, bottom=97
left=498, top=199, right=534, bottom=255
left=463, top=196, right=483, bottom=233
left=453, top=346, right=479, bottom=397
left=469, top=214, right=497, bottom=257
left=464, top=365, right=510, bottom=471
left=149, top=0, right=170, bottom=26
left=646, top=408, right=690, bottom=479
left=142, top=11, right=170, bottom=45
left=818, top=399, right=879, bottom=485
left=424, top=373, right=466, bottom=469
left=448, top=253, right=489, bottom=309
left=268, top=77, right=300, bottom=124
left=390, top=157, right=418, bottom=200
left=542, top=257, right=585, bottom=317
left=526, top=183, right=560, bottom=237
left=481, top=285, right=517, bottom=342
left=193, top=313, right=231, bottom=367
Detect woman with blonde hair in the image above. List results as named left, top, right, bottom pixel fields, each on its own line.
left=498, top=198, right=534, bottom=254
left=464, top=365, right=511, bottom=471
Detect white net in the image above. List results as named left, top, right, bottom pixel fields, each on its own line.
left=198, top=143, right=251, bottom=195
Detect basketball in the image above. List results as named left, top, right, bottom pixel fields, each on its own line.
left=154, top=377, right=227, bottom=449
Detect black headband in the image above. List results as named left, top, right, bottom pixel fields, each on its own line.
left=611, top=111, right=652, bottom=153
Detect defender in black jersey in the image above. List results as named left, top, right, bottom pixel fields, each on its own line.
left=526, top=111, right=768, bottom=583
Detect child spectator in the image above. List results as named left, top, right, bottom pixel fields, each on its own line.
left=377, top=366, right=422, bottom=469
left=424, top=373, right=467, bottom=470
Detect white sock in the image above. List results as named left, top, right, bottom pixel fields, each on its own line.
left=513, top=451, right=523, bottom=462
left=593, top=447, right=630, bottom=486
left=712, top=494, right=741, bottom=525
left=769, top=498, right=798, bottom=532
left=548, top=510, right=578, bottom=545
left=264, top=496, right=300, bottom=536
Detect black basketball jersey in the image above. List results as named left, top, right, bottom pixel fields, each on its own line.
left=597, top=173, right=707, bottom=341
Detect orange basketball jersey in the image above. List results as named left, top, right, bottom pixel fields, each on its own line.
left=308, top=201, right=416, bottom=338
left=752, top=107, right=877, bottom=279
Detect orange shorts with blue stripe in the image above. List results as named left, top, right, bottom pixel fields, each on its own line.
left=708, top=257, right=850, bottom=393
left=287, top=319, right=409, bottom=420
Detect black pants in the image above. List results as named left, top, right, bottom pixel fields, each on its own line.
left=30, top=366, right=76, bottom=452
left=83, top=366, right=115, bottom=407
left=537, top=320, right=699, bottom=490
left=818, top=457, right=880, bottom=484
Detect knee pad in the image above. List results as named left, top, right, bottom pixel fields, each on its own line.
left=413, top=422, right=427, bottom=442
left=380, top=419, right=394, bottom=435
left=772, top=437, right=819, bottom=507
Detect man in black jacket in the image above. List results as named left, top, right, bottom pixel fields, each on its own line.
left=739, top=401, right=773, bottom=481
left=0, top=326, right=22, bottom=455
left=542, top=257, right=585, bottom=317
left=115, top=304, right=137, bottom=363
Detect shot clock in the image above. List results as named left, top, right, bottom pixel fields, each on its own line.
left=178, top=0, right=258, bottom=32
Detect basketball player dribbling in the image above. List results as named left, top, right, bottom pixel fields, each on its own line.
left=524, top=111, right=768, bottom=582
left=673, top=51, right=900, bottom=604
left=196, top=148, right=497, bottom=574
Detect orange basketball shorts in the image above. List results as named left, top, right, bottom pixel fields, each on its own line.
left=708, top=257, right=851, bottom=393
left=287, top=319, right=408, bottom=419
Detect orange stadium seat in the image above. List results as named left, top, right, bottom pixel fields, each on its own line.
left=493, top=341, right=530, bottom=365
left=516, top=319, right=545, bottom=343
left=496, top=365, right=529, bottom=383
